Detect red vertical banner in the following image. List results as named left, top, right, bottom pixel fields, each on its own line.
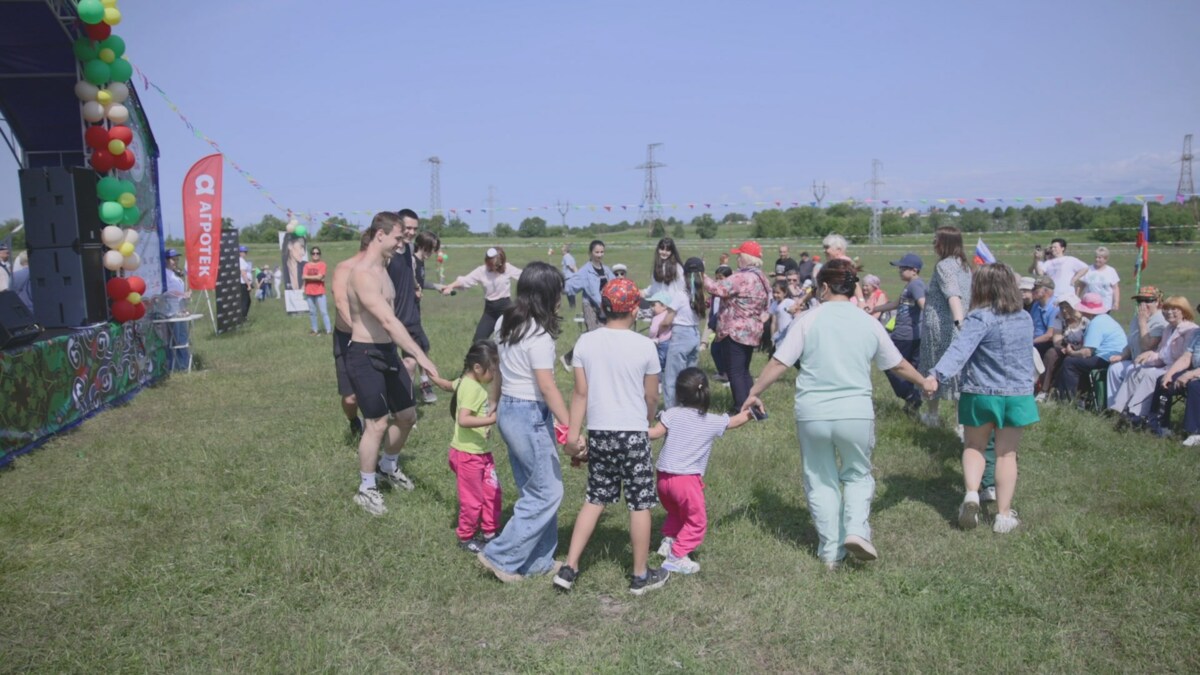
left=182, top=154, right=223, bottom=291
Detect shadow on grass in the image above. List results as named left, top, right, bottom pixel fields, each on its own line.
left=714, top=484, right=820, bottom=555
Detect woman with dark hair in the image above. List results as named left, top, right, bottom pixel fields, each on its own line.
left=919, top=226, right=973, bottom=430
left=651, top=240, right=706, bottom=409
left=703, top=241, right=771, bottom=412
left=925, top=263, right=1039, bottom=534
left=647, top=237, right=683, bottom=298
left=442, top=246, right=523, bottom=343
left=477, top=262, right=575, bottom=582
left=742, top=258, right=925, bottom=569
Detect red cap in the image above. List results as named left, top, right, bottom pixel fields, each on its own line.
left=601, top=277, right=642, bottom=313
left=731, top=240, right=762, bottom=258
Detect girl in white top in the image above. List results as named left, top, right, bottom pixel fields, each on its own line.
left=651, top=239, right=708, bottom=409
left=651, top=367, right=752, bottom=574
left=477, top=262, right=576, bottom=582
left=442, top=246, right=523, bottom=344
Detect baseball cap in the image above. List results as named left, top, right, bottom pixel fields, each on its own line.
left=1018, top=277, right=1035, bottom=291
left=1132, top=285, right=1161, bottom=300
left=601, top=277, right=641, bottom=313
left=730, top=240, right=762, bottom=258
left=612, top=263, right=628, bottom=273
left=646, top=292, right=673, bottom=306
left=1033, top=275, right=1055, bottom=290
left=0, top=242, right=9, bottom=251
left=165, top=248, right=180, bottom=258
left=889, top=253, right=923, bottom=270
left=238, top=245, right=248, bottom=253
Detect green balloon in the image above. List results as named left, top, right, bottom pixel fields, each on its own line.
left=119, top=179, right=136, bottom=196
left=97, top=176, right=123, bottom=201
left=73, top=37, right=98, bottom=62
left=99, top=201, right=123, bottom=225
left=108, top=59, right=132, bottom=83
left=294, top=225, right=308, bottom=238
left=121, top=206, right=141, bottom=226
left=99, top=35, right=126, bottom=59
left=77, top=0, right=104, bottom=24
left=83, top=59, right=111, bottom=86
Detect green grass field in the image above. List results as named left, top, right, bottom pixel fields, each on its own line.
left=2, top=234, right=1198, bottom=672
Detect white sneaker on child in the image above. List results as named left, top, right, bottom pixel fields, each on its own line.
left=1183, top=435, right=1200, bottom=447
left=662, top=554, right=700, bottom=575
left=993, top=510, right=1021, bottom=533
left=958, top=495, right=981, bottom=530
left=656, top=537, right=675, bottom=558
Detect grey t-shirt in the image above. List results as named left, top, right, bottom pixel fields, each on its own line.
left=890, top=277, right=926, bottom=341
left=1127, top=310, right=1167, bottom=358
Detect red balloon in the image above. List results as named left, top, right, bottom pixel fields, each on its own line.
left=126, top=276, right=146, bottom=294
left=109, top=126, right=133, bottom=145
left=114, top=149, right=135, bottom=171
left=85, top=125, right=109, bottom=150
left=90, top=148, right=115, bottom=172
left=84, top=21, right=111, bottom=41
left=111, top=299, right=136, bottom=323
left=106, top=277, right=130, bottom=298
left=132, top=303, right=146, bottom=320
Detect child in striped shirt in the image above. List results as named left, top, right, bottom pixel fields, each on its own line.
left=649, top=367, right=753, bottom=574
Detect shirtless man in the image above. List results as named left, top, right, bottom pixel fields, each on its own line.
left=346, top=212, right=443, bottom=515
left=330, top=231, right=370, bottom=438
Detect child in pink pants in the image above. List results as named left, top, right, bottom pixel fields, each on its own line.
left=649, top=367, right=752, bottom=574
left=445, top=341, right=502, bottom=554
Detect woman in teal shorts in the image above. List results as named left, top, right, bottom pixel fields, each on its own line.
left=923, top=263, right=1039, bottom=534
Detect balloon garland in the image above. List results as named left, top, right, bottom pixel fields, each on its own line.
left=75, top=0, right=144, bottom=322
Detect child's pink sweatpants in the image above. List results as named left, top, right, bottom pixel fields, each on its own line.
left=449, top=448, right=502, bottom=540
left=657, top=471, right=707, bottom=558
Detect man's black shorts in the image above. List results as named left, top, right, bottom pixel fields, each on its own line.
left=332, top=329, right=354, bottom=397
left=345, top=342, right=414, bottom=419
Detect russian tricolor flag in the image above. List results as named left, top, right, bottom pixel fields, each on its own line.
left=973, top=238, right=996, bottom=266
left=1136, top=202, right=1150, bottom=271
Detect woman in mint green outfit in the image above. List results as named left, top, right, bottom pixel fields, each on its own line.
left=925, top=263, right=1039, bottom=534
left=744, top=259, right=925, bottom=569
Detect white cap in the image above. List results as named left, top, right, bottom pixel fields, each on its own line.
left=486, top=247, right=498, bottom=258
left=612, top=263, right=627, bottom=272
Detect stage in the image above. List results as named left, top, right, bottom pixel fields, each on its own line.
left=0, top=319, right=167, bottom=467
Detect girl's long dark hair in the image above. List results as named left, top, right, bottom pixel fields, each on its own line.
left=450, top=340, right=499, bottom=420
left=653, top=237, right=682, bottom=286
left=498, top=261, right=564, bottom=345
left=686, top=270, right=706, bottom=321
left=675, top=367, right=710, bottom=415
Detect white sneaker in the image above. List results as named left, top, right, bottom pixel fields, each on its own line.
left=958, top=496, right=981, bottom=530
left=981, top=486, right=997, bottom=503
left=662, top=554, right=701, bottom=575
left=377, top=466, right=415, bottom=491
left=843, top=534, right=878, bottom=561
left=1035, top=392, right=1048, bottom=403
left=1183, top=435, right=1200, bottom=447
left=955, top=424, right=965, bottom=441
left=920, top=412, right=940, bottom=428
left=420, top=380, right=438, bottom=404
left=993, top=510, right=1021, bottom=533
left=656, top=537, right=675, bottom=558
left=353, top=487, right=387, bottom=516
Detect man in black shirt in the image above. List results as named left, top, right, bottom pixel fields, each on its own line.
left=772, top=244, right=798, bottom=279
left=386, top=208, right=437, bottom=403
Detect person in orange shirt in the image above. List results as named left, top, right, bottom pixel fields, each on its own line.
left=303, top=246, right=333, bottom=335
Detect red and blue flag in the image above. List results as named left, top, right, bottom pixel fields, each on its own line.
left=973, top=238, right=996, bottom=266
left=1136, top=202, right=1150, bottom=271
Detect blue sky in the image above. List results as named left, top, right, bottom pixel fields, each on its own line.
left=4, top=0, right=1199, bottom=236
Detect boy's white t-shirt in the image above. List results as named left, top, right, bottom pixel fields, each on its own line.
left=495, top=317, right=557, bottom=402
left=570, top=327, right=661, bottom=431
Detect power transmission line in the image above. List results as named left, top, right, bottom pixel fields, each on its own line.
left=556, top=199, right=570, bottom=228
left=426, top=156, right=442, bottom=219
left=1177, top=134, right=1197, bottom=226
left=811, top=180, right=828, bottom=208
left=866, top=159, right=884, bottom=244
left=636, top=143, right=665, bottom=231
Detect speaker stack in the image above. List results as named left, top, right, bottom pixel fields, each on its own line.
left=19, top=167, right=110, bottom=328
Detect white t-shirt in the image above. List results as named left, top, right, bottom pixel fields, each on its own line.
left=772, top=298, right=796, bottom=339
left=1040, top=255, right=1088, bottom=302
left=1078, top=265, right=1120, bottom=311
left=570, top=327, right=661, bottom=431
left=656, top=407, right=729, bottom=476
left=495, top=317, right=557, bottom=402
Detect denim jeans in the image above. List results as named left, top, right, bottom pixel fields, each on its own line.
left=886, top=338, right=920, bottom=403
left=167, top=320, right=190, bottom=371
left=663, top=325, right=700, bottom=409
left=482, top=396, right=564, bottom=576
left=306, top=294, right=332, bottom=333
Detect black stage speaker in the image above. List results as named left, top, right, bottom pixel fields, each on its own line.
left=0, top=290, right=42, bottom=349
left=19, top=167, right=103, bottom=249
left=29, top=244, right=109, bottom=328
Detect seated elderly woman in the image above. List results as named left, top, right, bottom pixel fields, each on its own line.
left=1054, top=293, right=1129, bottom=403
left=1145, top=309, right=1200, bottom=445
left=1036, top=293, right=1089, bottom=401
left=1110, top=296, right=1197, bottom=427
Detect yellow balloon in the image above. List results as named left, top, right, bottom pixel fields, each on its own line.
left=96, top=89, right=112, bottom=105
left=103, top=7, right=121, bottom=25
left=119, top=242, right=135, bottom=256
left=101, top=0, right=117, bottom=7
left=127, top=292, right=142, bottom=305
left=118, top=193, right=136, bottom=208
left=98, top=48, right=116, bottom=64
left=107, top=139, right=126, bottom=155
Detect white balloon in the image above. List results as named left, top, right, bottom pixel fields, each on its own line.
left=82, top=101, right=105, bottom=123
left=121, top=251, right=141, bottom=271
left=122, top=228, right=139, bottom=246
left=107, top=82, right=130, bottom=103
left=103, top=250, right=124, bottom=271
left=101, top=225, right=125, bottom=248
left=75, top=81, right=99, bottom=102
left=106, top=104, right=129, bottom=124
